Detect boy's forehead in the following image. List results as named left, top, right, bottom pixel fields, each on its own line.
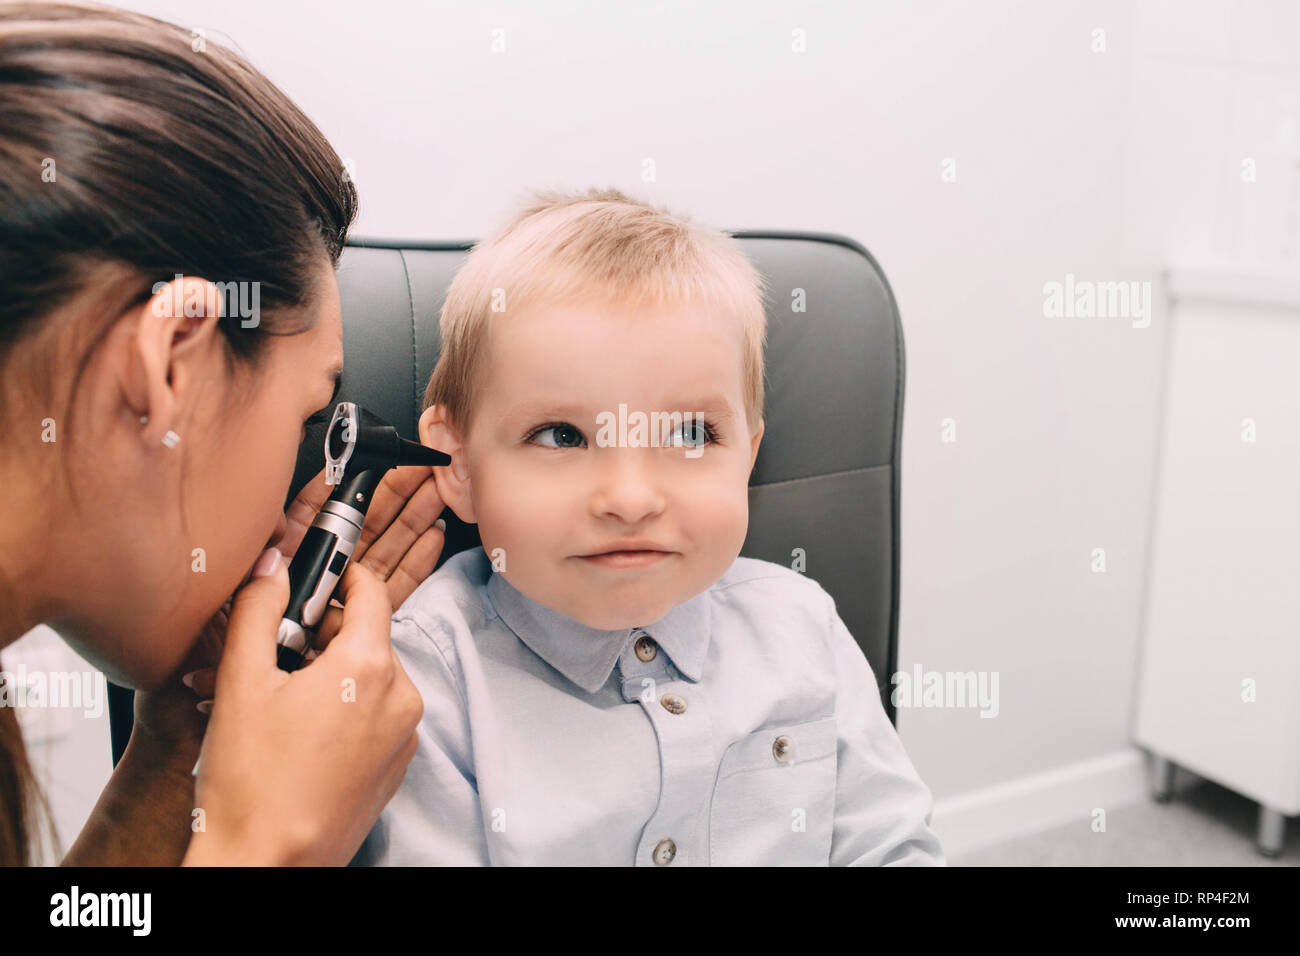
left=482, top=302, right=745, bottom=419
left=490, top=295, right=741, bottom=362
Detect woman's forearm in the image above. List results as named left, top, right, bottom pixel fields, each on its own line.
left=62, top=734, right=197, bottom=866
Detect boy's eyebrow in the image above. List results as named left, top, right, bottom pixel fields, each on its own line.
left=506, top=395, right=736, bottom=420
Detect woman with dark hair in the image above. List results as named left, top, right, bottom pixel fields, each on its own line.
left=0, top=2, right=442, bottom=864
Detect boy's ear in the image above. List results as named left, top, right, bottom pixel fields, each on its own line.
left=419, top=403, right=476, bottom=523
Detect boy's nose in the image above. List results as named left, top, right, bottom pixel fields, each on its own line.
left=588, top=452, right=667, bottom=523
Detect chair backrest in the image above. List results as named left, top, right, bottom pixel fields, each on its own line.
left=108, top=230, right=906, bottom=763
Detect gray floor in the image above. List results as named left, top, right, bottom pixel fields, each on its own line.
left=951, top=780, right=1299, bottom=866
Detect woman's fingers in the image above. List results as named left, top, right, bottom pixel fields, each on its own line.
left=353, top=466, right=438, bottom=560
left=354, top=475, right=444, bottom=580
left=313, top=605, right=345, bottom=652
left=279, top=466, right=331, bottom=559
left=183, top=666, right=219, bottom=699
left=219, top=551, right=290, bottom=685
left=189, top=555, right=420, bottom=866
left=383, top=520, right=446, bottom=605
left=316, top=562, right=392, bottom=658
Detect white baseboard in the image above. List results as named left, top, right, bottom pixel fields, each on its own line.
left=931, top=746, right=1203, bottom=860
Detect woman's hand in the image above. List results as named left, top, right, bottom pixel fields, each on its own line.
left=135, top=464, right=445, bottom=761
left=181, top=464, right=442, bottom=865
left=183, top=557, right=424, bottom=865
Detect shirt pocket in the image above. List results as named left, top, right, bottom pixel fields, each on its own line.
left=708, top=716, right=838, bottom=866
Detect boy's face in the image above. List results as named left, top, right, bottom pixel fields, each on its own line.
left=421, top=296, right=764, bottom=630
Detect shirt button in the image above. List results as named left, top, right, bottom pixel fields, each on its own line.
left=653, top=839, right=677, bottom=865
left=772, top=735, right=793, bottom=762
left=634, top=635, right=658, bottom=662
left=660, top=693, right=687, bottom=715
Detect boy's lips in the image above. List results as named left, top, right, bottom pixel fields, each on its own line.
left=578, top=540, right=672, bottom=556
left=577, top=550, right=674, bottom=569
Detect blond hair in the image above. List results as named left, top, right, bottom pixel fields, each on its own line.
left=422, top=187, right=768, bottom=437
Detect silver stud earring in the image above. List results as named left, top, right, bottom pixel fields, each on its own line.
left=162, top=429, right=180, bottom=449
left=139, top=415, right=149, bottom=425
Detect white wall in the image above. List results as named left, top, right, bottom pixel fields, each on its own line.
left=20, top=0, right=1298, bottom=852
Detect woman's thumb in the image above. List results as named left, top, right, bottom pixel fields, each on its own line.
left=220, top=547, right=289, bottom=680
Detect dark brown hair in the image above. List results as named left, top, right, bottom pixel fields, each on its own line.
left=0, top=1, right=359, bottom=865
left=0, top=667, right=50, bottom=866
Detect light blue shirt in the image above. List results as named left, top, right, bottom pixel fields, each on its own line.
left=352, top=545, right=945, bottom=866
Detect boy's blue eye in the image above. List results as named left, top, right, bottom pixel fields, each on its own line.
left=669, top=419, right=717, bottom=447
left=525, top=418, right=721, bottom=449
left=527, top=422, right=586, bottom=448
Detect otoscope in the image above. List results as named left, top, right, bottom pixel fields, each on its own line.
left=275, top=402, right=451, bottom=672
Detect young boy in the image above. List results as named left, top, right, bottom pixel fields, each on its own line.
left=352, top=188, right=945, bottom=866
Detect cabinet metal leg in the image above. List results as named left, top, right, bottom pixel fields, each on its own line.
left=1256, top=806, right=1286, bottom=859
left=1150, top=754, right=1175, bottom=803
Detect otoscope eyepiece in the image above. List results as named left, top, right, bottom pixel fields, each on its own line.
left=276, top=402, right=452, bottom=671
left=324, top=403, right=449, bottom=485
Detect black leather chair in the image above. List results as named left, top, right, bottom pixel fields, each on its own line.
left=109, top=231, right=906, bottom=762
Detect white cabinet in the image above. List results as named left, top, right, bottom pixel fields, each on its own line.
left=1134, top=265, right=1300, bottom=856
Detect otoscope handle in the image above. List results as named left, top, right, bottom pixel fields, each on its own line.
left=275, top=470, right=386, bottom=672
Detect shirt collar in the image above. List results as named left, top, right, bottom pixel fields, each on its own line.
left=485, top=562, right=712, bottom=694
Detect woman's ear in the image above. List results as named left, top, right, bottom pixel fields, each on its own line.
left=126, top=275, right=225, bottom=449
left=419, top=403, right=476, bottom=523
